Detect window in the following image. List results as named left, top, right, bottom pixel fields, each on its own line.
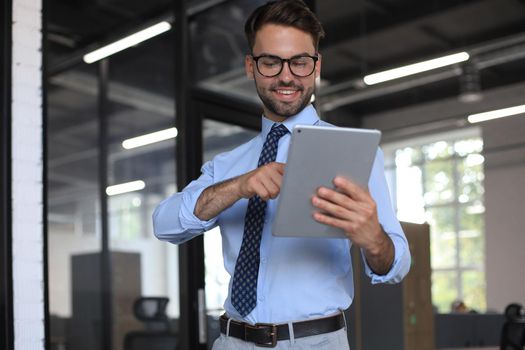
left=383, top=128, right=486, bottom=313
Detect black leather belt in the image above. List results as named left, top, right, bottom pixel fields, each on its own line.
left=219, top=313, right=346, bottom=348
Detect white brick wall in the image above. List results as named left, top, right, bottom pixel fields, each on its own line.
left=11, top=0, right=45, bottom=349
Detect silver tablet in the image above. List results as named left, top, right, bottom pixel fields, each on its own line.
left=272, top=125, right=381, bottom=238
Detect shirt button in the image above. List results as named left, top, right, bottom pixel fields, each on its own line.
left=259, top=296, right=265, bottom=302
left=260, top=257, right=267, bottom=264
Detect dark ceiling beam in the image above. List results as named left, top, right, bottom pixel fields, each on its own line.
left=320, top=68, right=460, bottom=112
left=325, top=36, right=469, bottom=81
left=364, top=0, right=389, bottom=15
left=320, top=0, right=482, bottom=49
left=48, top=13, right=173, bottom=76
left=338, top=49, right=364, bottom=62
left=48, top=1, right=130, bottom=45
left=459, top=21, right=525, bottom=53
left=48, top=0, right=231, bottom=77
left=418, top=25, right=457, bottom=47
left=186, top=0, right=232, bottom=18
left=361, top=79, right=525, bottom=137
left=98, top=3, right=137, bottom=19
left=421, top=20, right=525, bottom=54
left=319, top=30, right=525, bottom=111
left=191, top=87, right=261, bottom=131
left=324, top=21, right=525, bottom=82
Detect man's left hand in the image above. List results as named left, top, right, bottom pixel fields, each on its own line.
left=311, top=176, right=394, bottom=275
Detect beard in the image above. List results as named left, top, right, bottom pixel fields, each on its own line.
left=255, top=79, right=315, bottom=119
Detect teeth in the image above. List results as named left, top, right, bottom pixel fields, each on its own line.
left=277, top=90, right=296, bottom=95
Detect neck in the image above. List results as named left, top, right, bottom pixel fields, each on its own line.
left=264, top=114, right=287, bottom=123
left=262, top=107, right=286, bottom=122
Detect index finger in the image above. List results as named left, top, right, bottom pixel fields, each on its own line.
left=333, top=176, right=369, bottom=201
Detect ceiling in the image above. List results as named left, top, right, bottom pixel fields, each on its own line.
left=45, top=0, right=525, bottom=223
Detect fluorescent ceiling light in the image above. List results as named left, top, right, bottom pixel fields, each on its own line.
left=468, top=104, right=525, bottom=124
left=363, top=52, right=470, bottom=85
left=83, top=21, right=171, bottom=64
left=122, top=127, right=178, bottom=149
left=106, top=180, right=145, bottom=196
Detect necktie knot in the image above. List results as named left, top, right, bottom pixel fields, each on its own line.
left=269, top=123, right=289, bottom=139
left=258, top=124, right=289, bottom=167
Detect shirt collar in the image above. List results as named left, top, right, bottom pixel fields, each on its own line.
left=261, top=104, right=320, bottom=138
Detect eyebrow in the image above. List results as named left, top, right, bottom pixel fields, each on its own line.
left=253, top=52, right=315, bottom=58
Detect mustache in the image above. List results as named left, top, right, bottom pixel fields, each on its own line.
left=270, top=81, right=304, bottom=91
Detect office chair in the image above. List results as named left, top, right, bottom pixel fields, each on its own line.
left=123, top=297, right=178, bottom=350
left=500, top=303, right=525, bottom=350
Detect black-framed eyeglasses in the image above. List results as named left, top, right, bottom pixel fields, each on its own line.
left=251, top=54, right=319, bottom=77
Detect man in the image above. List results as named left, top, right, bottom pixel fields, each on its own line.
left=153, top=1, right=411, bottom=348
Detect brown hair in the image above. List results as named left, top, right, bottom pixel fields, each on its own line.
left=244, top=0, right=325, bottom=52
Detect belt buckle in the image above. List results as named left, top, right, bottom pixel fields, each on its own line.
left=245, top=322, right=278, bottom=348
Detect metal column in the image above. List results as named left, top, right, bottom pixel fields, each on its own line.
left=1, top=0, right=14, bottom=348
left=174, top=0, right=206, bottom=349
left=42, top=0, right=50, bottom=348
left=98, top=58, right=113, bottom=350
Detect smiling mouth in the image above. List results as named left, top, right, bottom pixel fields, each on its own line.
left=276, top=89, right=298, bottom=95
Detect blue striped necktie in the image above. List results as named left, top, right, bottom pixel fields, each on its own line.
left=230, top=123, right=289, bottom=317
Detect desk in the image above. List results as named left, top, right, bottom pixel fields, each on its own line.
left=443, top=348, right=498, bottom=350
left=435, top=313, right=505, bottom=349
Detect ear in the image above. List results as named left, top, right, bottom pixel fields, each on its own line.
left=245, top=55, right=255, bottom=80
left=315, top=53, right=322, bottom=79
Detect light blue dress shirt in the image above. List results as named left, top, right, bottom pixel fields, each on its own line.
left=153, top=104, right=411, bottom=325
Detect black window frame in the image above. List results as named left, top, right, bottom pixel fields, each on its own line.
left=1, top=0, right=14, bottom=349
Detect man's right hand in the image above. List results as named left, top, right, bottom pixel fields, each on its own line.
left=238, top=162, right=285, bottom=201
left=194, top=162, right=285, bottom=221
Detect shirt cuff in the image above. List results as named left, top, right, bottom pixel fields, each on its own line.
left=362, top=234, right=411, bottom=284
left=179, top=185, right=218, bottom=231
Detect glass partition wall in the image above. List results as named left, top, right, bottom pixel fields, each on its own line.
left=48, top=59, right=181, bottom=350
left=47, top=64, right=104, bottom=350
left=106, top=32, right=180, bottom=350
left=46, top=1, right=181, bottom=349
left=47, top=0, right=264, bottom=348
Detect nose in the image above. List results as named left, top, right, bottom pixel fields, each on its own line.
left=279, top=61, right=294, bottom=82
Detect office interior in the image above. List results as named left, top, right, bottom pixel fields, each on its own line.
left=1, top=0, right=525, bottom=349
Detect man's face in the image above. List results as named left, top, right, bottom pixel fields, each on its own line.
left=245, top=24, right=321, bottom=122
